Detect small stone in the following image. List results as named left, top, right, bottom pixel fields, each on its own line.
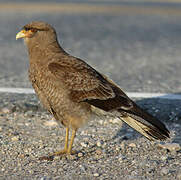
left=80, top=142, right=88, bottom=148
left=24, top=148, right=30, bottom=153
left=91, top=134, right=95, bottom=138
left=131, top=170, right=138, bottom=176
left=79, top=165, right=86, bottom=171
left=13, top=112, right=18, bottom=116
left=97, top=140, right=104, bottom=147
left=120, top=142, right=125, bottom=150
left=95, top=149, right=102, bottom=155
left=104, top=121, right=108, bottom=125
left=18, top=154, right=25, bottom=159
left=160, top=167, right=169, bottom=175
left=157, top=143, right=181, bottom=152
left=99, top=120, right=104, bottom=125
left=11, top=136, right=19, bottom=141
left=111, top=118, right=122, bottom=124
left=53, top=156, right=61, bottom=160
left=160, top=155, right=167, bottom=161
left=40, top=176, right=52, bottom=180
left=78, top=152, right=83, bottom=157
left=25, top=123, right=30, bottom=126
left=0, top=107, right=11, bottom=114
left=129, top=143, right=136, bottom=148
left=80, top=131, right=87, bottom=135
left=44, top=120, right=58, bottom=127
left=93, top=173, right=100, bottom=177
left=118, top=155, right=125, bottom=162
left=1, top=168, right=5, bottom=171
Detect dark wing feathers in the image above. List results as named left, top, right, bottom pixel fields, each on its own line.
left=48, top=57, right=132, bottom=110
left=48, top=56, right=170, bottom=141
left=119, top=102, right=170, bottom=140
left=119, top=112, right=169, bottom=141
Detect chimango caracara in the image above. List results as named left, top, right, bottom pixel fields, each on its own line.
left=16, top=21, right=169, bottom=160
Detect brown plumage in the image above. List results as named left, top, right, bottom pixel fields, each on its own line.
left=16, top=21, right=170, bottom=159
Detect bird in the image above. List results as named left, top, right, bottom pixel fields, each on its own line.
left=16, top=21, right=170, bottom=160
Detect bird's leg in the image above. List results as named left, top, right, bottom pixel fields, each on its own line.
left=67, top=129, right=77, bottom=155
left=50, top=127, right=70, bottom=156
left=51, top=128, right=77, bottom=156
left=64, top=127, right=69, bottom=150
left=39, top=127, right=70, bottom=160
left=39, top=128, right=78, bottom=160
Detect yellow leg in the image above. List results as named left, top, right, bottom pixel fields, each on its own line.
left=39, top=128, right=77, bottom=160
left=64, top=127, right=69, bottom=150
left=67, top=129, right=76, bottom=154
left=51, top=127, right=69, bottom=156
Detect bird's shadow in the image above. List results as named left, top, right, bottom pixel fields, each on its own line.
left=113, top=96, right=181, bottom=143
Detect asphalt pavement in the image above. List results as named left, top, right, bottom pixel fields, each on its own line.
left=0, top=1, right=181, bottom=93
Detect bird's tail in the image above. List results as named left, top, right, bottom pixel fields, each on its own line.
left=117, top=103, right=170, bottom=141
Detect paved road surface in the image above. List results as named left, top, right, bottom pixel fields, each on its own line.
left=0, top=1, right=181, bottom=93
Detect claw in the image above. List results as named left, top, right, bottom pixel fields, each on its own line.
left=38, top=128, right=77, bottom=161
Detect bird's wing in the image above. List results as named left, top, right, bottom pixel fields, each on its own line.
left=48, top=56, right=133, bottom=110
left=48, top=56, right=170, bottom=141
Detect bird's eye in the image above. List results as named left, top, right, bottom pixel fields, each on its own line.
left=24, top=27, right=37, bottom=33
left=24, top=27, right=31, bottom=31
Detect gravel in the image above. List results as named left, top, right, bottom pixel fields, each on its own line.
left=0, top=93, right=180, bottom=179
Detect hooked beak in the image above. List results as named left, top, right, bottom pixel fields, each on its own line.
left=16, top=30, right=27, bottom=40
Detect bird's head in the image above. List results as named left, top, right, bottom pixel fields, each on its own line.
left=16, top=21, right=58, bottom=48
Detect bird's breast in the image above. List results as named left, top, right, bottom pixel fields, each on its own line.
left=29, top=64, right=92, bottom=129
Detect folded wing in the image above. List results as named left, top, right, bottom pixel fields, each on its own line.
left=48, top=56, right=170, bottom=141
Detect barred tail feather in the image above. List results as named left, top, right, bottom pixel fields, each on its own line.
left=119, top=110, right=170, bottom=141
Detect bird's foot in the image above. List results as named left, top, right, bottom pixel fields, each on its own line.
left=39, top=149, right=77, bottom=161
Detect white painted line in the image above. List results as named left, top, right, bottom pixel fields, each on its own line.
left=0, top=87, right=34, bottom=94
left=127, top=92, right=181, bottom=100
left=0, top=87, right=181, bottom=100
